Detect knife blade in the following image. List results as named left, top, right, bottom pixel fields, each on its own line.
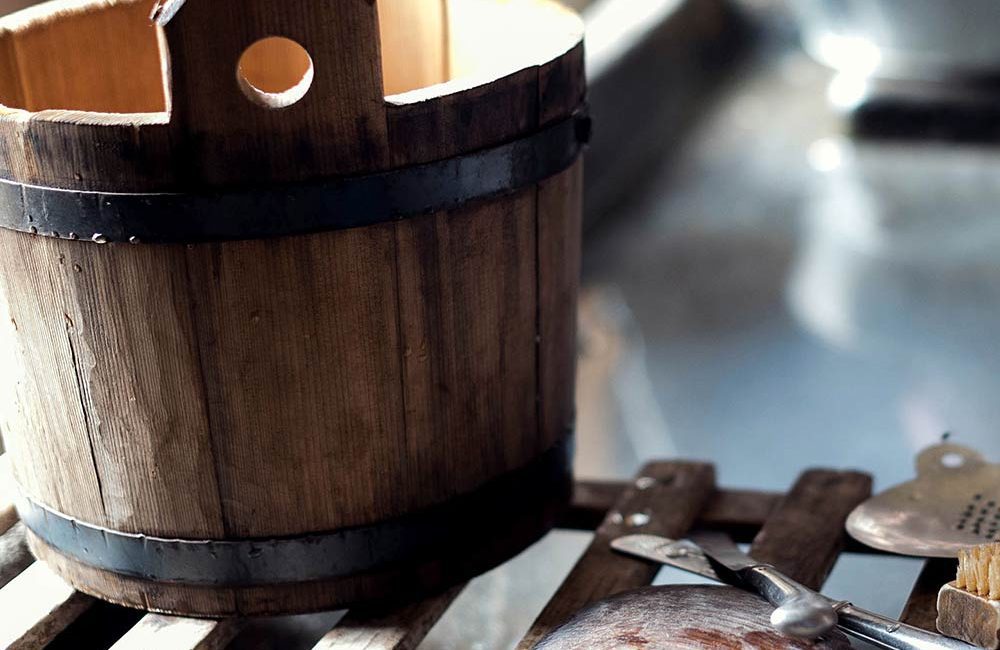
left=687, top=530, right=839, bottom=639
left=612, top=534, right=978, bottom=650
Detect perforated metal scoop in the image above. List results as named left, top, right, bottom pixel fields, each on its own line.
left=847, top=442, right=1000, bottom=557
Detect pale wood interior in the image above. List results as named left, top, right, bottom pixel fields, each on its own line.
left=0, top=0, right=578, bottom=116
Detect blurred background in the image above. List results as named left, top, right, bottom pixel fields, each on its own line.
left=5, top=0, right=1000, bottom=646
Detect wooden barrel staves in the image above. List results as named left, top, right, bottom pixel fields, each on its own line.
left=0, top=0, right=585, bottom=616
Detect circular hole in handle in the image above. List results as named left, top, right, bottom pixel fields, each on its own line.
left=237, top=37, right=314, bottom=109
left=916, top=443, right=986, bottom=476
left=941, top=452, right=966, bottom=469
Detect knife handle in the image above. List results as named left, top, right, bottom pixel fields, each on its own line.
left=744, top=566, right=839, bottom=639
left=835, top=603, right=977, bottom=650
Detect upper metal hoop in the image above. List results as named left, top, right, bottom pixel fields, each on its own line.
left=0, top=109, right=589, bottom=245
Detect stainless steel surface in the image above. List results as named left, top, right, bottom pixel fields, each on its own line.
left=794, top=0, right=1000, bottom=81
left=689, top=531, right=838, bottom=640
left=614, top=534, right=977, bottom=650
left=611, top=535, right=717, bottom=579
left=847, top=442, right=1000, bottom=558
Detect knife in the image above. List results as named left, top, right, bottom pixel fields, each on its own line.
left=690, top=531, right=838, bottom=639
left=612, top=533, right=977, bottom=650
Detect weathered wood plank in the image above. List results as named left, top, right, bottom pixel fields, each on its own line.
left=110, top=614, right=242, bottom=650
left=537, top=160, right=583, bottom=458
left=0, top=561, right=94, bottom=649
left=0, top=522, right=31, bottom=589
left=518, top=462, right=716, bottom=648
left=313, top=586, right=464, bottom=650
left=395, top=191, right=539, bottom=498
left=901, top=558, right=957, bottom=633
left=561, top=480, right=782, bottom=541
left=699, top=488, right=784, bottom=542
left=750, top=469, right=873, bottom=589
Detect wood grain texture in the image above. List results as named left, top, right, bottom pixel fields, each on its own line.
left=379, top=0, right=449, bottom=96
left=161, top=0, right=390, bottom=185
left=109, top=614, right=242, bottom=650
left=0, top=0, right=585, bottom=616
left=386, top=66, right=538, bottom=167
left=537, top=160, right=583, bottom=454
left=560, top=481, right=783, bottom=537
left=538, top=42, right=584, bottom=127
left=0, top=231, right=226, bottom=537
left=901, top=558, right=958, bottom=633
left=935, top=581, right=1000, bottom=649
left=0, top=0, right=583, bottom=191
left=5, top=0, right=163, bottom=113
left=698, top=489, right=783, bottom=541
left=559, top=480, right=626, bottom=530
left=749, top=469, right=872, bottom=590
left=0, top=231, right=109, bottom=525
left=395, top=190, right=539, bottom=498
left=518, top=462, right=716, bottom=649
left=0, top=560, right=95, bottom=649
left=183, top=226, right=408, bottom=536
left=534, top=585, right=852, bottom=650
left=0, top=522, right=31, bottom=589
left=0, top=24, right=23, bottom=110
left=314, top=585, right=464, bottom=650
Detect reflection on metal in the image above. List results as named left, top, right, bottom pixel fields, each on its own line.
left=847, top=442, right=1000, bottom=557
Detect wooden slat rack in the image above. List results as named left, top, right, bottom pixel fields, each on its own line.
left=0, top=456, right=956, bottom=649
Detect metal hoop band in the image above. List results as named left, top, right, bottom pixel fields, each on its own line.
left=16, top=436, right=572, bottom=587
left=0, top=109, right=589, bottom=244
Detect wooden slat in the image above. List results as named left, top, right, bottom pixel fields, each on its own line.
left=537, top=160, right=583, bottom=458
left=110, top=614, right=242, bottom=650
left=0, top=453, right=15, bottom=533
left=0, top=561, right=94, bottom=649
left=0, top=522, right=31, bottom=589
left=394, top=190, right=539, bottom=498
left=749, top=469, right=872, bottom=589
left=900, top=558, right=957, bottom=633
left=517, top=462, right=716, bottom=648
left=559, top=480, right=624, bottom=530
left=698, top=489, right=784, bottom=542
left=314, top=586, right=464, bottom=650
left=560, top=480, right=782, bottom=541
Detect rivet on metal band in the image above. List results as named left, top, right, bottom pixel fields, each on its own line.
left=16, top=436, right=573, bottom=586
left=0, top=108, right=589, bottom=245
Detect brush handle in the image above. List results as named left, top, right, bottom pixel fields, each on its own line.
left=835, top=603, right=977, bottom=650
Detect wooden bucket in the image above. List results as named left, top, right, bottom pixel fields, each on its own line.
left=0, top=0, right=585, bottom=616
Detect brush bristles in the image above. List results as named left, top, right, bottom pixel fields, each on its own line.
left=957, top=543, right=1000, bottom=600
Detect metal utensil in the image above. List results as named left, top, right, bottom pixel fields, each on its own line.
left=613, top=534, right=978, bottom=650
left=687, top=531, right=838, bottom=639
left=847, top=442, right=1000, bottom=557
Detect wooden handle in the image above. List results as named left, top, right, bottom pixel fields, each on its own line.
left=154, top=0, right=391, bottom=183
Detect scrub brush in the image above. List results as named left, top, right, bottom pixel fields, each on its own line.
left=938, top=543, right=1000, bottom=648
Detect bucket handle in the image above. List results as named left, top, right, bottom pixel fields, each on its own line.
left=151, top=0, right=389, bottom=179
